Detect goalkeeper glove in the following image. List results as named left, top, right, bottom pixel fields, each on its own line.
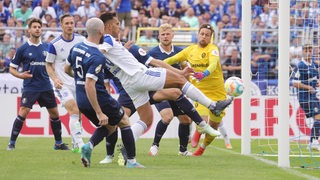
left=193, top=70, right=210, bottom=81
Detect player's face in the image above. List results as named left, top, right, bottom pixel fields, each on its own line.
left=28, top=22, right=42, bottom=38
left=158, top=29, right=174, bottom=46
left=303, top=47, right=312, bottom=60
left=110, top=17, right=120, bottom=38
left=61, top=16, right=75, bottom=35
left=198, top=28, right=212, bottom=47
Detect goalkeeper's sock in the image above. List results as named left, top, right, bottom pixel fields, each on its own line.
left=9, top=115, right=25, bottom=144
left=178, top=123, right=190, bottom=152
left=175, top=94, right=203, bottom=125
left=106, top=129, right=118, bottom=156
left=153, top=120, right=168, bottom=146
left=181, top=82, right=214, bottom=108
left=131, top=120, right=147, bottom=141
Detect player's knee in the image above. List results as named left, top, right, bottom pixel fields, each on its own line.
left=171, top=88, right=183, bottom=99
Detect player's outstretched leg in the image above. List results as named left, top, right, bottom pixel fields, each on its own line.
left=209, top=98, right=234, bottom=116
left=191, top=128, right=201, bottom=148
left=81, top=143, right=92, bottom=167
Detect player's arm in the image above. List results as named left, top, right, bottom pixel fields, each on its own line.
left=64, top=62, right=74, bottom=77
left=292, top=81, right=315, bottom=92
left=85, top=77, right=108, bottom=126
left=149, top=58, right=187, bottom=75
left=46, top=45, right=63, bottom=89
left=9, top=66, right=33, bottom=79
left=164, top=48, right=188, bottom=65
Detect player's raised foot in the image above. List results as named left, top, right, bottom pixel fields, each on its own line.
left=126, top=161, right=145, bottom=168
left=193, top=147, right=205, bottom=156
left=81, top=143, right=92, bottom=168
left=209, top=97, right=233, bottom=116
left=197, top=124, right=221, bottom=137
left=225, top=143, right=233, bottom=149
left=54, top=143, right=70, bottom=150
left=178, top=151, right=193, bottom=156
left=149, top=145, right=159, bottom=156
left=191, top=130, right=201, bottom=148
left=99, top=155, right=114, bottom=164
left=7, top=143, right=15, bottom=151
left=117, top=143, right=127, bottom=166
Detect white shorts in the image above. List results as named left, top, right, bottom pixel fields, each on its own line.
left=53, top=84, right=76, bottom=106
left=123, top=68, right=166, bottom=108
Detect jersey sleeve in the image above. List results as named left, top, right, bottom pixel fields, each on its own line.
left=164, top=46, right=189, bottom=65
left=46, top=43, right=57, bottom=63
left=86, top=56, right=105, bottom=81
left=10, top=47, right=23, bottom=68
left=206, top=48, right=220, bottom=73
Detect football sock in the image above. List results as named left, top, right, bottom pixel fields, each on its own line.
left=131, top=120, right=147, bottom=141
left=175, top=94, right=203, bottom=125
left=106, top=129, right=118, bottom=156
left=9, top=115, right=25, bottom=144
left=69, top=114, right=84, bottom=148
left=90, top=126, right=108, bottom=147
left=179, top=123, right=190, bottom=152
left=120, top=126, right=136, bottom=159
left=218, top=122, right=230, bottom=144
left=181, top=81, right=214, bottom=107
left=153, top=119, right=168, bottom=146
left=313, top=120, right=320, bottom=139
left=50, top=117, right=62, bottom=144
left=203, top=133, right=215, bottom=147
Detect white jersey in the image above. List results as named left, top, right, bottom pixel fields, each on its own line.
left=99, top=34, right=147, bottom=81
left=46, top=33, right=85, bottom=87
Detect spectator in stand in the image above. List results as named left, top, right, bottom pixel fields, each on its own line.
left=139, top=29, right=158, bottom=43
left=75, top=20, right=87, bottom=37
left=77, top=0, right=96, bottom=24
left=218, top=32, right=238, bottom=65
left=209, top=4, right=221, bottom=25
left=251, top=0, right=262, bottom=19
left=193, top=0, right=209, bottom=17
left=267, top=14, right=278, bottom=29
left=199, top=12, right=213, bottom=26
left=145, top=0, right=159, bottom=18
left=54, top=0, right=65, bottom=18
left=132, top=0, right=144, bottom=18
left=161, top=0, right=183, bottom=15
left=70, top=0, right=82, bottom=12
left=13, top=29, right=27, bottom=48
left=0, top=33, right=14, bottom=56
left=13, top=2, right=32, bottom=27
left=32, top=0, right=57, bottom=25
left=221, top=14, right=231, bottom=28
left=73, top=11, right=81, bottom=23
left=98, top=0, right=113, bottom=14
left=259, top=4, right=271, bottom=26
left=222, top=49, right=241, bottom=79
left=225, top=14, right=240, bottom=29
left=115, top=0, right=132, bottom=41
left=251, top=48, right=273, bottom=80
left=5, top=18, right=16, bottom=38
left=164, top=0, right=180, bottom=18
left=290, top=37, right=303, bottom=68
left=223, top=0, right=241, bottom=21
left=0, top=0, right=11, bottom=25
left=181, top=7, right=199, bottom=28
left=0, top=47, right=15, bottom=73
left=149, top=8, right=162, bottom=27
left=0, top=21, right=6, bottom=41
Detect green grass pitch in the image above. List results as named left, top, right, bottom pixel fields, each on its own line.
left=0, top=137, right=319, bottom=180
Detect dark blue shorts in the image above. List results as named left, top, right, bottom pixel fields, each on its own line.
left=20, top=90, right=57, bottom=109
left=79, top=98, right=124, bottom=126
left=118, top=93, right=136, bottom=115
left=299, top=100, right=320, bottom=118
left=149, top=91, right=185, bottom=116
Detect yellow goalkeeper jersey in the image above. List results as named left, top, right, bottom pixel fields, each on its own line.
left=164, top=44, right=226, bottom=101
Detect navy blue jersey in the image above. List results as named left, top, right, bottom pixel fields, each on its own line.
left=67, top=40, right=114, bottom=110
left=293, top=60, right=319, bottom=102
left=10, top=41, right=52, bottom=92
left=147, top=45, right=183, bottom=69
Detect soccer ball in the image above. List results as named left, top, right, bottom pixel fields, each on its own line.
left=224, top=76, right=244, bottom=97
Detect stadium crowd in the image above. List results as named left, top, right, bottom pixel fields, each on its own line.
left=0, top=0, right=318, bottom=80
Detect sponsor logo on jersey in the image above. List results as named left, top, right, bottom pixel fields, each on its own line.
left=201, top=53, right=206, bottom=58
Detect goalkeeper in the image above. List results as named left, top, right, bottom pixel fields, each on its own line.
left=164, top=23, right=232, bottom=156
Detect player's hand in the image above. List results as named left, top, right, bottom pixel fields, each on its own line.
left=193, top=72, right=205, bottom=81
left=181, top=66, right=194, bottom=78
left=97, top=112, right=108, bottom=126
left=123, top=40, right=134, bottom=50
left=20, top=70, right=33, bottom=79
left=310, top=88, right=317, bottom=94
left=54, top=78, right=63, bottom=89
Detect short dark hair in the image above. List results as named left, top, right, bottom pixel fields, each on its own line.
left=198, top=23, right=214, bottom=36
left=60, top=13, right=73, bottom=23
left=28, top=18, right=42, bottom=28
left=99, top=12, right=116, bottom=24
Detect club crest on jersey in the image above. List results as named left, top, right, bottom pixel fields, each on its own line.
left=138, top=48, right=146, bottom=56
left=201, top=53, right=206, bottom=58
left=95, top=64, right=102, bottom=74
left=29, top=53, right=32, bottom=56
left=211, top=50, right=219, bottom=56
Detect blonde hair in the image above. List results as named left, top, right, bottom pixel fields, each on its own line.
left=159, top=23, right=173, bottom=33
